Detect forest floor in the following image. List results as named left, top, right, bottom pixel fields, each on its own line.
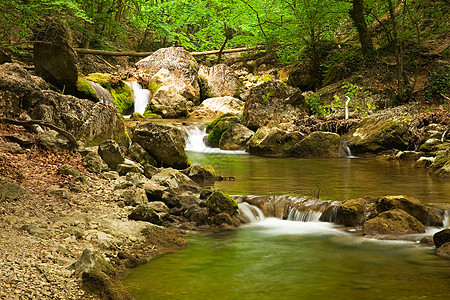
left=0, top=124, right=127, bottom=299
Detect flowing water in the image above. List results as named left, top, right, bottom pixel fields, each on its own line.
left=123, top=123, right=450, bottom=299
left=124, top=81, right=150, bottom=116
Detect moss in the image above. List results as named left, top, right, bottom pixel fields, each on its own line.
left=206, top=113, right=237, bottom=133
left=206, top=116, right=240, bottom=147
left=260, top=73, right=273, bottom=83
left=205, top=190, right=238, bottom=215
left=76, top=77, right=97, bottom=99
left=85, top=73, right=112, bottom=88
left=148, top=80, right=162, bottom=95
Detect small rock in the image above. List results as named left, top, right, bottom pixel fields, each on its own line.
left=58, top=164, right=81, bottom=177
left=433, top=228, right=450, bottom=249
left=98, top=140, right=125, bottom=169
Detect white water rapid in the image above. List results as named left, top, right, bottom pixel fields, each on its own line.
left=124, top=81, right=150, bottom=116
left=238, top=202, right=345, bottom=235
left=184, top=124, right=247, bottom=154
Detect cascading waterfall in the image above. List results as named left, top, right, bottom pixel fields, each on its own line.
left=286, top=208, right=322, bottom=222
left=444, top=210, right=449, bottom=227
left=183, top=123, right=247, bottom=154
left=88, top=81, right=115, bottom=106
left=238, top=202, right=265, bottom=222
left=124, top=81, right=150, bottom=116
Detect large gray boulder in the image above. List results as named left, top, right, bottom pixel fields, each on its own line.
left=242, top=81, right=309, bottom=130
left=198, top=64, right=242, bottom=99
left=148, top=83, right=188, bottom=118
left=190, top=96, right=244, bottom=119
left=132, top=122, right=190, bottom=169
left=136, top=47, right=200, bottom=103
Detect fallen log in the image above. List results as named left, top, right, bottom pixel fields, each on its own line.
left=0, top=118, right=78, bottom=150
left=73, top=45, right=265, bottom=57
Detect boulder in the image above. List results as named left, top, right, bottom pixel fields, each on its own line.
left=292, top=131, right=344, bottom=158
left=339, top=198, right=367, bottom=227
left=140, top=224, right=188, bottom=249
left=287, top=62, right=315, bottom=91
left=37, top=130, right=71, bottom=151
left=132, top=122, right=190, bottom=169
left=191, top=96, right=244, bottom=119
left=242, top=81, right=309, bottom=130
left=430, top=150, right=450, bottom=177
left=219, top=123, right=254, bottom=150
left=433, top=229, right=450, bottom=249
left=345, top=105, right=418, bottom=154
left=148, top=201, right=170, bottom=213
left=363, top=209, right=426, bottom=235
left=198, top=64, right=242, bottom=99
left=414, top=156, right=435, bottom=168
left=32, top=18, right=78, bottom=94
left=206, top=190, right=238, bottom=216
left=98, top=140, right=125, bottom=170
left=150, top=168, right=200, bottom=193
left=136, top=47, right=200, bottom=102
left=183, top=205, right=209, bottom=225
left=148, top=84, right=188, bottom=118
left=58, top=164, right=81, bottom=177
left=246, top=125, right=304, bottom=156
left=127, top=143, right=158, bottom=167
left=128, top=204, right=163, bottom=225
left=2, top=64, right=130, bottom=147
left=142, top=182, right=168, bottom=202
left=436, top=242, right=450, bottom=259
left=71, top=248, right=132, bottom=300
left=143, top=164, right=159, bottom=179
left=83, top=152, right=109, bottom=173
left=182, top=165, right=216, bottom=186
left=206, top=115, right=240, bottom=147
left=117, top=162, right=144, bottom=176
left=213, top=212, right=234, bottom=226
left=0, top=178, right=25, bottom=201
left=119, top=188, right=148, bottom=206
left=375, top=195, right=443, bottom=227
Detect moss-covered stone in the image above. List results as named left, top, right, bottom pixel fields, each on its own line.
left=375, top=195, right=443, bottom=227
left=128, top=204, right=162, bottom=225
left=340, top=198, right=366, bottom=227
left=206, top=113, right=237, bottom=133
left=76, top=77, right=97, bottom=99
left=292, top=131, right=344, bottom=158
left=434, top=228, right=450, bottom=249
left=206, top=115, right=240, bottom=148
left=430, top=150, right=450, bottom=177
left=182, top=165, right=216, bottom=186
left=246, top=125, right=304, bottom=156
left=205, top=190, right=238, bottom=215
left=363, top=209, right=426, bottom=235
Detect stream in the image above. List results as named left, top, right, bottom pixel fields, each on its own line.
left=123, top=123, right=450, bottom=299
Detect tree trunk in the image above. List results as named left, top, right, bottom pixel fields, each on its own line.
left=349, top=0, right=375, bottom=63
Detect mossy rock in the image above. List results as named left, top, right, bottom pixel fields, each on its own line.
left=182, top=165, right=216, bottom=186
left=206, top=115, right=240, bottom=148
left=292, top=131, right=343, bottom=158
left=206, top=113, right=238, bottom=133
left=363, top=209, right=425, bottom=235
left=76, top=77, right=97, bottom=100
left=340, top=198, right=366, bottom=227
left=85, top=73, right=134, bottom=113
left=375, top=195, right=443, bottom=227
left=206, top=190, right=238, bottom=216
left=128, top=204, right=162, bottom=225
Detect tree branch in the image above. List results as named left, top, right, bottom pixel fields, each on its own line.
left=0, top=118, right=78, bottom=150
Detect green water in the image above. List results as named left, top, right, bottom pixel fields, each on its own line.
left=123, top=151, right=450, bottom=299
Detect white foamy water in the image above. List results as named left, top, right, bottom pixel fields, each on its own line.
left=124, top=81, right=150, bottom=117
left=247, top=218, right=346, bottom=235
left=184, top=124, right=247, bottom=154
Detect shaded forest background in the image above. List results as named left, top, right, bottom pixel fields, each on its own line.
left=1, top=0, right=449, bottom=104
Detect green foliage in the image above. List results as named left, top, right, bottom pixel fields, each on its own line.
left=305, top=94, right=327, bottom=118
left=341, top=83, right=378, bottom=115
left=425, top=66, right=450, bottom=104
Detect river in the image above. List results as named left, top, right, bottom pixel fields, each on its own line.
left=123, top=124, right=450, bottom=299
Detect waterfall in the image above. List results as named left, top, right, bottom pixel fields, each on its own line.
left=287, top=208, right=322, bottom=222
left=343, top=142, right=357, bottom=158
left=444, top=210, right=449, bottom=228
left=238, top=202, right=265, bottom=223
left=183, top=124, right=247, bottom=154
left=88, top=81, right=115, bottom=107
left=124, top=81, right=150, bottom=116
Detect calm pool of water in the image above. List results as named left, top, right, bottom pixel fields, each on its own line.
left=123, top=149, right=450, bottom=299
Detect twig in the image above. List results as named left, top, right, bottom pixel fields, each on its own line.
left=34, top=264, right=52, bottom=283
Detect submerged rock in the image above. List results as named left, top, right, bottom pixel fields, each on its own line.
left=363, top=209, right=426, bottom=235
left=132, top=122, right=190, bottom=169
left=433, top=228, right=450, bottom=249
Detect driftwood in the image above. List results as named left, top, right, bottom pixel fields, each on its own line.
left=0, top=118, right=78, bottom=149
left=72, top=45, right=265, bottom=57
